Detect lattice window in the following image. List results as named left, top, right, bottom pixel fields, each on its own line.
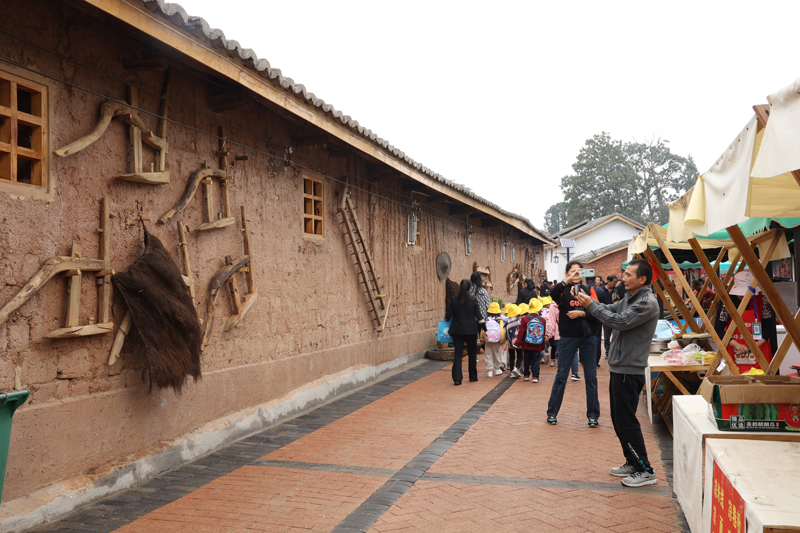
left=303, top=177, right=323, bottom=236
left=0, top=69, right=47, bottom=190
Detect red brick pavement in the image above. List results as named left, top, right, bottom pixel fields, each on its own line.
left=110, top=361, right=681, bottom=533
left=114, top=466, right=387, bottom=532
left=264, top=370, right=498, bottom=470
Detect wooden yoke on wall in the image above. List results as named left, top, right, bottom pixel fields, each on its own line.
left=0, top=198, right=114, bottom=338
left=53, top=72, right=171, bottom=184
left=200, top=206, right=258, bottom=351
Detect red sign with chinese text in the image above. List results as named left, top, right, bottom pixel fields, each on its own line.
left=711, top=460, right=745, bottom=533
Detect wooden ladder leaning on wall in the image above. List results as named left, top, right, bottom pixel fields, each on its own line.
left=338, top=187, right=387, bottom=332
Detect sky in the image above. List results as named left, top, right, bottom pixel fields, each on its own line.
left=175, top=0, right=800, bottom=231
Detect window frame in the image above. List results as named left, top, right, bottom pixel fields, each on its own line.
left=302, top=176, right=324, bottom=239
left=0, top=64, right=52, bottom=200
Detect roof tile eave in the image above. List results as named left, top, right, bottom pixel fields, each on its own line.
left=136, top=0, right=553, bottom=243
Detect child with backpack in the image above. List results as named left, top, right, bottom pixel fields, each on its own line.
left=504, top=304, right=523, bottom=378
left=482, top=302, right=506, bottom=377
left=520, top=298, right=548, bottom=382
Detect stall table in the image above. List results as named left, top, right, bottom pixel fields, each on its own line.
left=646, top=355, right=709, bottom=427
left=703, top=439, right=800, bottom=533
left=673, top=396, right=800, bottom=533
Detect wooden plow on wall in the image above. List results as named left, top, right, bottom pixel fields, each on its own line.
left=200, top=206, right=258, bottom=351
left=338, top=187, right=388, bottom=331
left=0, top=197, right=114, bottom=338
left=54, top=78, right=171, bottom=184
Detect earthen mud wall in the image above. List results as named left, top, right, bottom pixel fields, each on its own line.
left=0, top=0, right=542, bottom=503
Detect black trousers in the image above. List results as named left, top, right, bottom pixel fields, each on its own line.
left=452, top=334, right=478, bottom=383
left=603, top=325, right=612, bottom=357
left=508, top=348, right=523, bottom=371
left=609, top=372, right=651, bottom=472
left=522, top=349, right=542, bottom=378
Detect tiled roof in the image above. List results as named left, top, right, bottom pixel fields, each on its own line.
left=551, top=213, right=644, bottom=240
left=136, top=0, right=554, bottom=244
left=572, top=240, right=631, bottom=262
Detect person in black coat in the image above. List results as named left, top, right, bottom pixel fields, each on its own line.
left=445, top=279, right=487, bottom=385
left=516, top=278, right=538, bottom=305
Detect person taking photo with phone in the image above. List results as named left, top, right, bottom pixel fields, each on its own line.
left=545, top=260, right=601, bottom=428
left=575, top=259, right=660, bottom=488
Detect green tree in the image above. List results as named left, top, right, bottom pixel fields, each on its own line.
left=544, top=133, right=696, bottom=228
left=544, top=201, right=569, bottom=234
left=625, top=138, right=698, bottom=225
left=560, top=132, right=643, bottom=227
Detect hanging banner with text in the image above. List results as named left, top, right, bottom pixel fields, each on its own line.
left=711, top=460, right=745, bottom=533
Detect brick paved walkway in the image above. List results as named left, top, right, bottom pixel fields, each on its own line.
left=29, top=358, right=688, bottom=532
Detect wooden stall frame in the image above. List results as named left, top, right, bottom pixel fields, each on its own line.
left=727, top=224, right=800, bottom=375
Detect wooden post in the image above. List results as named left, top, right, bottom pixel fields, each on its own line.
left=97, top=197, right=111, bottom=324
left=177, top=221, right=195, bottom=304
left=240, top=206, right=254, bottom=291
left=65, top=243, right=82, bottom=328
left=219, top=127, right=232, bottom=219
left=156, top=66, right=171, bottom=172
left=128, top=86, right=142, bottom=174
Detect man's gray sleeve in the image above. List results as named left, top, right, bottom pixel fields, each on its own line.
left=587, top=296, right=659, bottom=331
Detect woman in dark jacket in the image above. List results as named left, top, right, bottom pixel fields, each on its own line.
left=516, top=278, right=538, bottom=305
left=445, top=279, right=486, bottom=385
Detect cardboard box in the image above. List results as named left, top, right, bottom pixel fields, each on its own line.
left=699, top=375, right=800, bottom=432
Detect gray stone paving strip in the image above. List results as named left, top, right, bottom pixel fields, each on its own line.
left=419, top=472, right=671, bottom=495
left=250, top=459, right=398, bottom=478
left=28, top=359, right=449, bottom=533
left=332, top=375, right=516, bottom=533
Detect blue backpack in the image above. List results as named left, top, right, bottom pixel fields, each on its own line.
left=524, top=315, right=545, bottom=345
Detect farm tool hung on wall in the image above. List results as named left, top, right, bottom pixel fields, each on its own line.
left=337, top=187, right=388, bottom=331
left=53, top=75, right=171, bottom=185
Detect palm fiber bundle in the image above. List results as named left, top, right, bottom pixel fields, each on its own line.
left=112, top=229, right=202, bottom=392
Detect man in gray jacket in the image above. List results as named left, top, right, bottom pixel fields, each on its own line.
left=576, top=258, right=660, bottom=488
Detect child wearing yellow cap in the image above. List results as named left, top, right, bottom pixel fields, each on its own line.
left=519, top=299, right=548, bottom=382
left=482, top=302, right=505, bottom=377
left=504, top=304, right=523, bottom=378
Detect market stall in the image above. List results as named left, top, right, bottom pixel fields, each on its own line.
left=672, top=395, right=800, bottom=533
left=702, top=440, right=800, bottom=533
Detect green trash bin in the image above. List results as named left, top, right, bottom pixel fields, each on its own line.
left=0, top=390, right=29, bottom=502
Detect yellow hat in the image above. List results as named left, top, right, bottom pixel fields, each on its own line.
left=506, top=304, right=521, bottom=318
left=518, top=303, right=529, bottom=315
left=487, top=302, right=501, bottom=314
left=503, top=303, right=514, bottom=315
left=540, top=296, right=553, bottom=306
left=528, top=298, right=543, bottom=314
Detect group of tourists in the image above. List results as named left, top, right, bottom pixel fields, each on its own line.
left=444, top=259, right=661, bottom=488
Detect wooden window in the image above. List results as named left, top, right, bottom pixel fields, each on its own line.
left=0, top=70, right=47, bottom=191
left=303, top=177, right=324, bottom=237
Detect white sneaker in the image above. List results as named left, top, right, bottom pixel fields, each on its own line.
left=511, top=368, right=522, bottom=378
left=550, top=361, right=556, bottom=367
left=487, top=371, right=493, bottom=378
left=621, top=470, right=657, bottom=487
left=495, top=369, right=503, bottom=376
left=524, top=376, right=530, bottom=381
